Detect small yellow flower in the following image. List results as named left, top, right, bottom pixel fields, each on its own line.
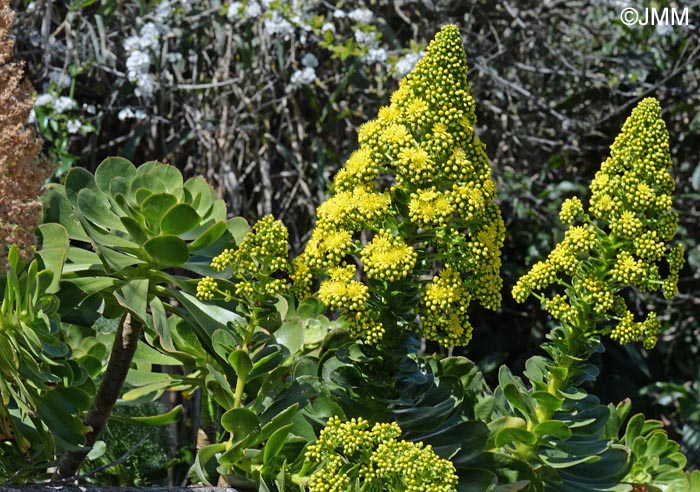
left=408, top=187, right=455, bottom=228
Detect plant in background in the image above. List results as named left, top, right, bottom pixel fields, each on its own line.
left=32, top=72, right=95, bottom=178
left=0, top=2, right=88, bottom=478
left=0, top=0, right=51, bottom=271
left=0, top=238, right=93, bottom=481
left=193, top=218, right=350, bottom=488
left=0, top=1, right=698, bottom=487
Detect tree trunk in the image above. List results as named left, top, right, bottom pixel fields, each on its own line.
left=54, top=313, right=143, bottom=479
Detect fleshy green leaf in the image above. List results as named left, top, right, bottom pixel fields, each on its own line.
left=36, top=223, right=69, bottom=293
left=138, top=161, right=184, bottom=196
left=228, top=350, right=253, bottom=382
left=263, top=423, right=293, bottom=466
left=189, top=221, right=229, bottom=251
left=160, top=203, right=201, bottom=235
left=110, top=404, right=183, bottom=426
left=120, top=216, right=149, bottom=245
left=228, top=216, right=250, bottom=245
left=221, top=408, right=260, bottom=445
left=77, top=188, right=125, bottom=231
left=144, top=235, right=190, bottom=267
left=193, top=442, right=227, bottom=486
left=95, top=157, right=137, bottom=195
left=64, top=167, right=98, bottom=206
left=533, top=420, right=572, bottom=440
left=495, top=427, right=537, bottom=447
left=114, top=278, right=150, bottom=322
left=42, top=185, right=89, bottom=242
left=141, top=193, right=178, bottom=233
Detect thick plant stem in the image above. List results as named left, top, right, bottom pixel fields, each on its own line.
left=232, top=310, right=258, bottom=409
left=54, top=314, right=143, bottom=480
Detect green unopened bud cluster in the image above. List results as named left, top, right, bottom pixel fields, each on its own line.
left=303, top=416, right=457, bottom=492
left=513, top=98, right=684, bottom=349
left=197, top=215, right=289, bottom=302
left=293, top=25, right=505, bottom=347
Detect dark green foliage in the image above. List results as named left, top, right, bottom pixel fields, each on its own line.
left=84, top=402, right=172, bottom=486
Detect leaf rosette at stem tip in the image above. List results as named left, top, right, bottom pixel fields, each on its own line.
left=292, top=24, right=505, bottom=348
left=512, top=97, right=684, bottom=353
left=41, top=156, right=240, bottom=353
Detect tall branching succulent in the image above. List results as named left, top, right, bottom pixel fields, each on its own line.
left=293, top=25, right=504, bottom=348
left=493, top=98, right=691, bottom=491
left=42, top=157, right=241, bottom=478
left=513, top=98, right=683, bottom=359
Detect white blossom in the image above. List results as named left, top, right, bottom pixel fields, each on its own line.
left=168, top=52, right=184, bottom=63
left=133, top=73, right=157, bottom=98
left=49, top=71, right=72, bottom=89
left=227, top=2, right=243, bottom=20
left=332, top=9, right=346, bottom=18
left=66, top=119, right=82, bottom=134
left=243, top=1, right=262, bottom=19
left=53, top=96, right=78, bottom=114
left=264, top=12, right=295, bottom=39
left=126, top=50, right=152, bottom=75
left=301, top=53, right=318, bottom=68
left=119, top=107, right=148, bottom=121
left=321, top=22, right=335, bottom=33
left=288, top=67, right=316, bottom=91
left=118, top=108, right=135, bottom=121
left=363, top=47, right=387, bottom=63
left=34, top=94, right=54, bottom=107
left=354, top=29, right=377, bottom=47
left=394, top=51, right=424, bottom=78
left=348, top=8, right=373, bottom=24
left=655, top=23, right=673, bottom=36
left=153, top=1, right=172, bottom=24
left=139, top=22, right=161, bottom=50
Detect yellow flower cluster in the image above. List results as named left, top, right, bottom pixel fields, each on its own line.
left=512, top=98, right=684, bottom=349
left=318, top=265, right=370, bottom=312
left=579, top=276, right=614, bottom=314
left=294, top=25, right=504, bottom=347
left=541, top=294, right=577, bottom=325
left=408, top=187, right=455, bottom=227
left=196, top=215, right=289, bottom=301
left=559, top=197, right=584, bottom=225
left=305, top=416, right=458, bottom=492
left=610, top=311, right=661, bottom=350
left=196, top=276, right=218, bottom=301
left=360, top=230, right=417, bottom=282
left=420, top=267, right=473, bottom=346
left=663, top=243, right=684, bottom=299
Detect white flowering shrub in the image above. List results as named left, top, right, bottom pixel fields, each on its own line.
left=31, top=73, right=94, bottom=176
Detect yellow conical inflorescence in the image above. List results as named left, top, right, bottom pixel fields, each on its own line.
left=513, top=98, right=684, bottom=349
left=293, top=25, right=505, bottom=347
